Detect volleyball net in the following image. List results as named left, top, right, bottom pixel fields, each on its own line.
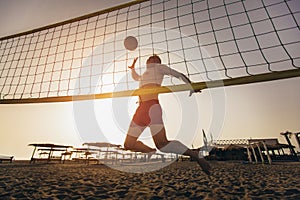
left=0, top=0, right=299, bottom=104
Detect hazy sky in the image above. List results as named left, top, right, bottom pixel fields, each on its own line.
left=0, top=0, right=299, bottom=159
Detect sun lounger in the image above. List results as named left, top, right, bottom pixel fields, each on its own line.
left=29, top=143, right=72, bottom=163
left=0, top=155, right=14, bottom=163
left=118, top=148, right=166, bottom=164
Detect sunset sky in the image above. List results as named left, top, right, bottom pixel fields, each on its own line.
left=0, top=0, right=299, bottom=159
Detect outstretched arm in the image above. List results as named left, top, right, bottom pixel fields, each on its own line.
left=177, top=72, right=192, bottom=85
left=128, top=58, right=140, bottom=81
left=161, top=65, right=201, bottom=96
left=161, top=66, right=190, bottom=83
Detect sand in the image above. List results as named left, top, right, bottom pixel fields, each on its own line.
left=0, top=161, right=300, bottom=199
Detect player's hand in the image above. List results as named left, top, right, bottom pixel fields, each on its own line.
left=128, top=57, right=138, bottom=69
left=189, top=88, right=201, bottom=96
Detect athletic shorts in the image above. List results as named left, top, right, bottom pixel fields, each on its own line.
left=131, top=99, right=163, bottom=127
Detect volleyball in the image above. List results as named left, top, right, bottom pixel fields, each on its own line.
left=124, top=36, right=138, bottom=51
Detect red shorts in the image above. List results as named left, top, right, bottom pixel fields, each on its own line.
left=131, top=99, right=163, bottom=127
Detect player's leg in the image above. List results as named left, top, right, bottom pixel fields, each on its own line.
left=124, top=122, right=156, bottom=153
left=124, top=102, right=156, bottom=153
left=150, top=125, right=189, bottom=154
left=148, top=103, right=189, bottom=154
left=150, top=125, right=211, bottom=175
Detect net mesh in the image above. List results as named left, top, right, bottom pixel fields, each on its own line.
left=0, top=0, right=299, bottom=102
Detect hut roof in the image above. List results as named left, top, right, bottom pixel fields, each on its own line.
left=83, top=142, right=121, bottom=148
left=28, top=143, right=72, bottom=148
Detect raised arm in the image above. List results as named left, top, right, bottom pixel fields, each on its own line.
left=128, top=57, right=140, bottom=81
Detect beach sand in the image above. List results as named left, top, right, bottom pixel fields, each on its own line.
left=0, top=161, right=299, bottom=199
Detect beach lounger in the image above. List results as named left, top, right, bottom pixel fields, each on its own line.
left=29, top=143, right=72, bottom=164
left=118, top=148, right=166, bottom=164
left=0, top=155, right=14, bottom=163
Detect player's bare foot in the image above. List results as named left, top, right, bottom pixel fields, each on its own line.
left=189, top=150, right=211, bottom=175
left=196, top=157, right=211, bottom=175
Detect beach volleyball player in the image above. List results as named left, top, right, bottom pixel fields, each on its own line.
left=123, top=36, right=211, bottom=175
